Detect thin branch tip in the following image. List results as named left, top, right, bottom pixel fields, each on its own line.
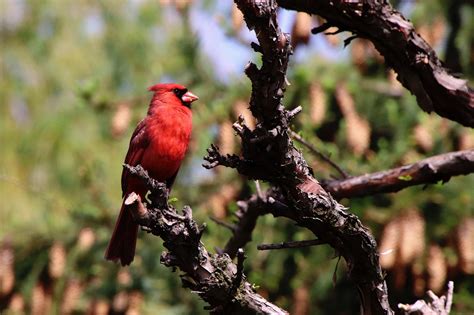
left=257, top=239, right=326, bottom=251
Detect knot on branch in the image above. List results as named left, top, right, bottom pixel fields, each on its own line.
left=244, top=62, right=260, bottom=81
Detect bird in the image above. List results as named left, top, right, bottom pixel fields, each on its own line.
left=105, top=83, right=198, bottom=266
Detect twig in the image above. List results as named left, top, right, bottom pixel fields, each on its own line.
left=290, top=130, right=349, bottom=179
left=287, top=106, right=302, bottom=120
left=343, top=34, right=358, bottom=47
left=257, top=239, right=325, bottom=251
left=209, top=216, right=236, bottom=232
left=322, top=150, right=474, bottom=199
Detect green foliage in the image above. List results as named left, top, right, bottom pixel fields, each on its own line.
left=0, top=1, right=472, bottom=314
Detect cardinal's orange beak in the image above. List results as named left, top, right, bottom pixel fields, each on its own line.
left=181, top=91, right=199, bottom=104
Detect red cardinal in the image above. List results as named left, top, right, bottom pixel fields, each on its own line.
left=105, top=83, right=198, bottom=266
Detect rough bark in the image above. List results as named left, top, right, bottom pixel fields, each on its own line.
left=224, top=150, right=474, bottom=262
left=205, top=1, right=393, bottom=313
left=277, top=0, right=474, bottom=127
left=124, top=165, right=287, bottom=315
left=323, top=149, right=474, bottom=199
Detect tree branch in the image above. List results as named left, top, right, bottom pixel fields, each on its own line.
left=277, top=0, right=474, bottom=127
left=124, top=164, right=287, bottom=315
left=257, top=239, right=325, bottom=251
left=322, top=149, right=474, bottom=199
left=205, top=1, right=393, bottom=313
left=290, top=130, right=349, bottom=178
left=224, top=149, right=473, bottom=257
left=224, top=194, right=266, bottom=259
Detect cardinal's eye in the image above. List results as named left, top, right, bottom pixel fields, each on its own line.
left=173, top=88, right=187, bottom=98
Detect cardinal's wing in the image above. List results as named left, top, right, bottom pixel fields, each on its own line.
left=121, top=118, right=150, bottom=196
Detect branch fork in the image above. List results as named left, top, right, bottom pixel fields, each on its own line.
left=206, top=1, right=394, bottom=313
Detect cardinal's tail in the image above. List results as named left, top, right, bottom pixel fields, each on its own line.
left=105, top=199, right=139, bottom=266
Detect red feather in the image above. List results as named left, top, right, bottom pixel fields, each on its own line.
left=105, top=83, right=197, bottom=266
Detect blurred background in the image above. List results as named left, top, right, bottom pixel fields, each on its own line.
left=0, top=0, right=473, bottom=314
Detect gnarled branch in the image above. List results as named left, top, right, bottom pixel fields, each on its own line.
left=277, top=0, right=474, bottom=127
left=205, top=1, right=393, bottom=313
left=124, top=164, right=287, bottom=315
left=323, top=149, right=474, bottom=199
left=224, top=150, right=474, bottom=259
